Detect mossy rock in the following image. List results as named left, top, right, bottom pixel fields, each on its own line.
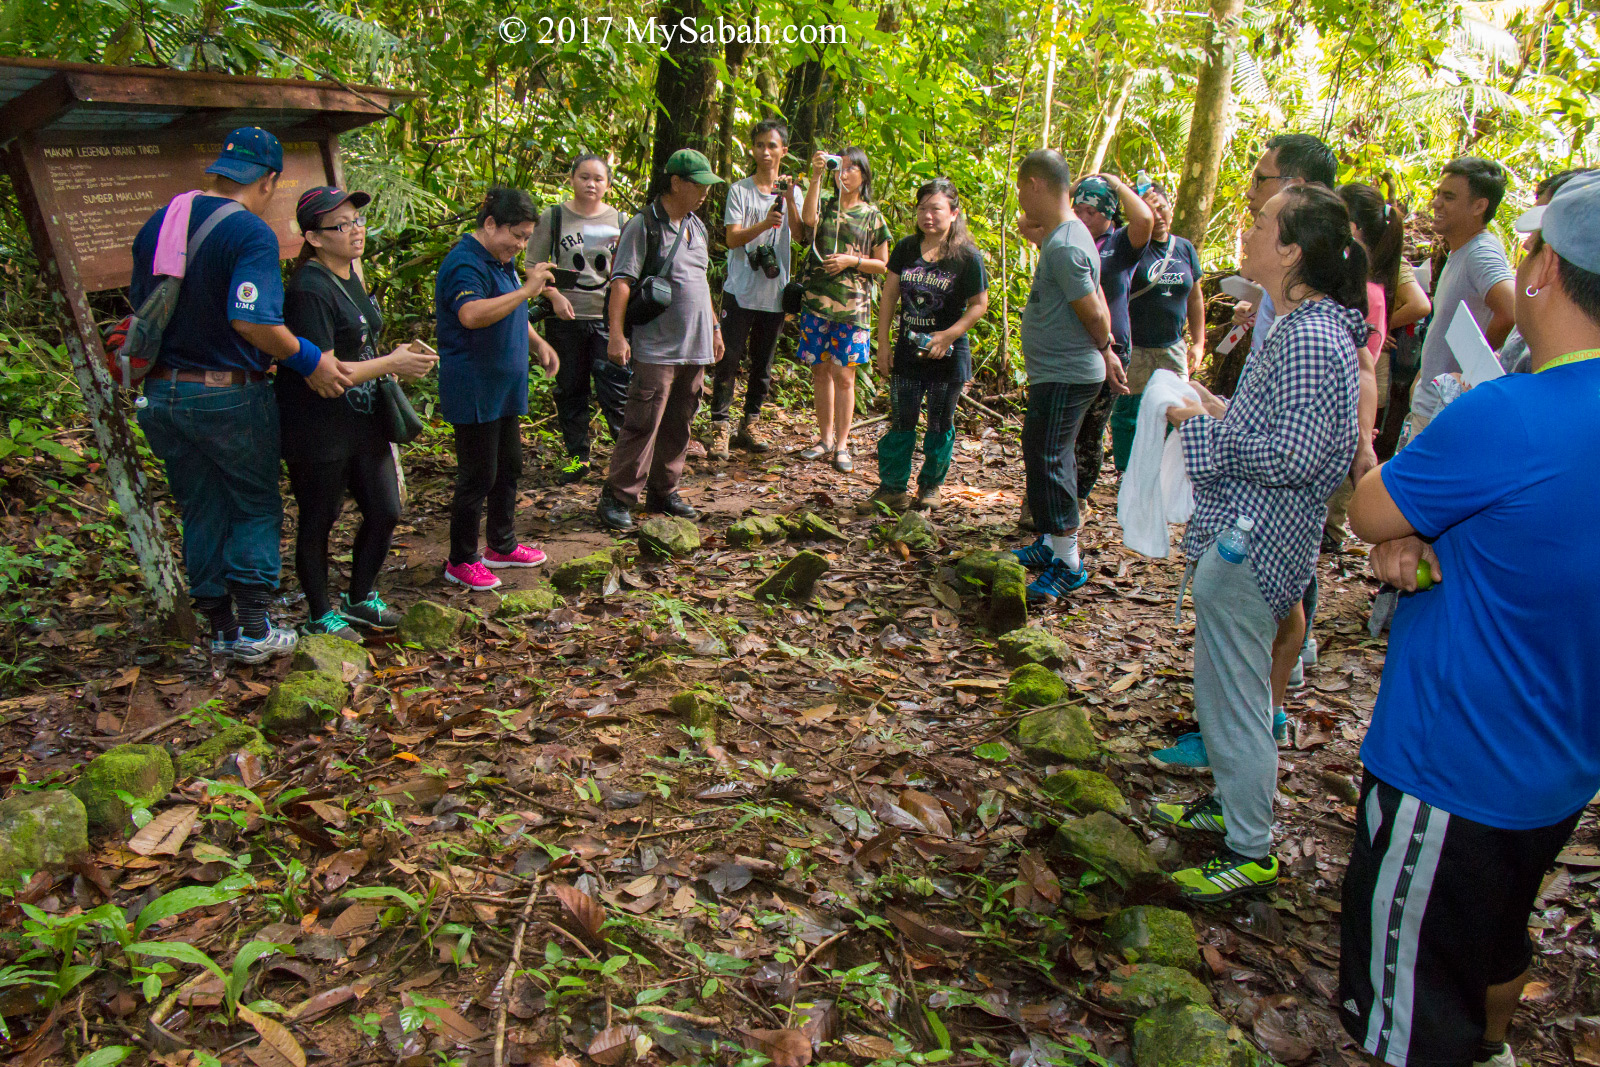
left=1006, top=663, right=1066, bottom=708
left=753, top=550, right=829, bottom=603
left=71, top=744, right=175, bottom=830
left=1105, top=906, right=1203, bottom=973
left=291, top=633, right=368, bottom=677
left=0, top=791, right=88, bottom=882
left=177, top=725, right=274, bottom=778
left=1055, top=812, right=1166, bottom=890
left=888, top=510, right=938, bottom=552
left=639, top=515, right=701, bottom=558
left=1015, top=702, right=1097, bottom=762
left=1132, top=1002, right=1275, bottom=1067
left=495, top=585, right=565, bottom=619
left=786, top=511, right=846, bottom=542
left=1097, top=965, right=1212, bottom=1015
left=954, top=549, right=1011, bottom=591
left=987, top=558, right=1029, bottom=634
left=669, top=690, right=719, bottom=744
left=397, top=600, right=474, bottom=649
left=1042, top=768, right=1128, bottom=815
left=998, top=627, right=1071, bottom=668
left=550, top=548, right=623, bottom=594
left=630, top=655, right=683, bottom=684
left=727, top=515, right=790, bottom=548
left=261, top=670, right=349, bottom=734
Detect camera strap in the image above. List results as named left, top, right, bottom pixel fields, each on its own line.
left=641, top=200, right=686, bottom=282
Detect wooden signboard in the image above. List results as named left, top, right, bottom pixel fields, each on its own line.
left=20, top=136, right=328, bottom=292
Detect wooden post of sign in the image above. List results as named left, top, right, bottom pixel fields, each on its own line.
left=4, top=136, right=196, bottom=640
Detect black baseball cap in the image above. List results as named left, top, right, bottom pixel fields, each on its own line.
left=295, top=186, right=373, bottom=233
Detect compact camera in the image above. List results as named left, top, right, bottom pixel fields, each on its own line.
left=746, top=242, right=782, bottom=279
left=822, top=154, right=842, bottom=172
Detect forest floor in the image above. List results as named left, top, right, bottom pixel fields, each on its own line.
left=1, top=399, right=1597, bottom=1067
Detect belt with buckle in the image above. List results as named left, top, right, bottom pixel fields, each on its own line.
left=158, top=368, right=268, bottom=387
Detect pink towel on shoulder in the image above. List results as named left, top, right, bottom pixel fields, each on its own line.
left=152, top=190, right=205, bottom=278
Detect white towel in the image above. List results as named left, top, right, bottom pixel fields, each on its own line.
left=1117, top=368, right=1199, bottom=558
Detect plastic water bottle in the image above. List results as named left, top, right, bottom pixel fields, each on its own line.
left=1216, top=516, right=1254, bottom=564
left=1134, top=170, right=1153, bottom=196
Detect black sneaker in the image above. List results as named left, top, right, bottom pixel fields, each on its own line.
left=598, top=488, right=635, bottom=531
left=340, top=591, right=402, bottom=631
left=559, top=458, right=590, bottom=485
left=303, top=610, right=363, bottom=643
left=645, top=491, right=699, bottom=520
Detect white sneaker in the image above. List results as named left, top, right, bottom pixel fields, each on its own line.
left=1472, top=1043, right=1514, bottom=1067
left=233, top=624, right=297, bottom=665
left=1289, top=660, right=1304, bottom=688
left=1300, top=635, right=1318, bottom=667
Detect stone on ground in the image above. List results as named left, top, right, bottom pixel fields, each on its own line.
left=1097, top=964, right=1213, bottom=1015
left=1105, top=905, right=1203, bottom=972
left=1042, top=768, right=1128, bottom=815
left=71, top=744, right=175, bottom=829
left=669, top=690, right=720, bottom=744
left=261, top=671, right=349, bottom=734
left=1015, top=702, right=1097, bottom=761
left=397, top=600, right=474, bottom=649
left=727, top=514, right=789, bottom=548
left=494, top=584, right=564, bottom=618
left=787, top=512, right=846, bottom=542
left=639, top=515, right=701, bottom=558
left=1006, top=663, right=1066, bottom=708
left=550, top=548, right=623, bottom=593
left=753, top=550, right=829, bottom=603
left=1132, top=1002, right=1274, bottom=1067
left=987, top=558, right=1028, bottom=633
left=0, top=791, right=88, bottom=881
left=998, top=627, right=1071, bottom=668
left=953, top=549, right=1010, bottom=590
left=630, top=655, right=683, bottom=683
left=291, top=633, right=368, bottom=676
left=889, top=510, right=938, bottom=551
left=1055, top=811, right=1166, bottom=889
left=177, top=725, right=274, bottom=778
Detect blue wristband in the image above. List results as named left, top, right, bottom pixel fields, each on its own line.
left=283, top=335, right=323, bottom=378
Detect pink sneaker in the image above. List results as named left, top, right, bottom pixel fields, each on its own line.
left=444, top=560, right=502, bottom=590
left=483, top=543, right=547, bottom=568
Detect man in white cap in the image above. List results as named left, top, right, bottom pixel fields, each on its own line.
left=1339, top=173, right=1600, bottom=1067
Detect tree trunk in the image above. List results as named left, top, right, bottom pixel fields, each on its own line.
left=1171, top=0, right=1246, bottom=249
left=650, top=0, right=718, bottom=182
left=997, top=9, right=1046, bottom=392
left=781, top=59, right=838, bottom=161
left=719, top=34, right=752, bottom=178
left=1040, top=2, right=1060, bottom=149
left=1083, top=64, right=1136, bottom=174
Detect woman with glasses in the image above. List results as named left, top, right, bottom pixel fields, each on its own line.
left=278, top=187, right=438, bottom=639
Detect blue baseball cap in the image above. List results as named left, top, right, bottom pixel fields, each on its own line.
left=205, top=127, right=284, bottom=184
left=1514, top=173, right=1600, bottom=273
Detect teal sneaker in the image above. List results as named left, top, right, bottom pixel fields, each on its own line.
left=1152, top=712, right=1289, bottom=772
left=1013, top=535, right=1056, bottom=570
left=302, top=610, right=361, bottom=643
left=341, top=591, right=402, bottom=631
left=1026, top=558, right=1090, bottom=603
left=1274, top=708, right=1290, bottom=746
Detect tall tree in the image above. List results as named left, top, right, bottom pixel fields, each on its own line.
left=650, top=0, right=718, bottom=183
left=1171, top=0, right=1246, bottom=248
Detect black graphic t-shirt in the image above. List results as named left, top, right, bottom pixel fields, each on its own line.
left=1127, top=234, right=1201, bottom=348
left=278, top=261, right=389, bottom=464
left=887, top=235, right=988, bottom=382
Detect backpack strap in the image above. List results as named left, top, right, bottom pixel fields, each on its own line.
left=186, top=199, right=245, bottom=266
left=547, top=204, right=563, bottom=263
left=639, top=201, right=685, bottom=281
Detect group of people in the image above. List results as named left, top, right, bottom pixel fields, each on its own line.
left=126, top=123, right=1597, bottom=1067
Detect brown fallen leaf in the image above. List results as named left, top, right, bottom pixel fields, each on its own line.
left=288, top=982, right=365, bottom=1022
left=1014, top=851, right=1061, bottom=911
left=318, top=848, right=367, bottom=891
left=329, top=903, right=379, bottom=938
left=549, top=882, right=605, bottom=940
left=587, top=1023, right=641, bottom=1065
left=885, top=905, right=969, bottom=951
left=842, top=1034, right=896, bottom=1060
left=238, top=1004, right=306, bottom=1067
left=899, top=790, right=953, bottom=837
left=128, top=806, right=200, bottom=856
left=738, top=1028, right=813, bottom=1067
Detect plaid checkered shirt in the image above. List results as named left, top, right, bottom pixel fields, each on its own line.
left=1180, top=297, right=1364, bottom=619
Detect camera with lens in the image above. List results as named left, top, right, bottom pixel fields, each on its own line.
left=822, top=154, right=842, bottom=172
left=746, top=242, right=782, bottom=279
left=773, top=175, right=793, bottom=193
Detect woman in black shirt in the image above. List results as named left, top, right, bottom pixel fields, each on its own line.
left=279, top=187, right=437, bottom=639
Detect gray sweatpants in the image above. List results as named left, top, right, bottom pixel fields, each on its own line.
left=1191, top=544, right=1278, bottom=857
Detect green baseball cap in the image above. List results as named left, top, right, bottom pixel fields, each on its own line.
left=664, top=148, right=723, bottom=186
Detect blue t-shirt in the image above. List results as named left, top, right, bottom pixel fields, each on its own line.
left=1361, top=361, right=1600, bottom=830
left=1127, top=234, right=1201, bottom=348
left=1096, top=226, right=1142, bottom=357
left=434, top=234, right=530, bottom=425
left=129, top=196, right=285, bottom=373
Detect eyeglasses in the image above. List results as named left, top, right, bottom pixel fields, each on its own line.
left=313, top=215, right=367, bottom=234
left=1249, top=172, right=1287, bottom=190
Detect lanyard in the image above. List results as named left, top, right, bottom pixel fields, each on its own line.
left=1534, top=348, right=1600, bottom=373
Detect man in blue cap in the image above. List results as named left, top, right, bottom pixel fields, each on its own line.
left=1339, top=173, right=1600, bottom=1067
left=130, top=127, right=353, bottom=664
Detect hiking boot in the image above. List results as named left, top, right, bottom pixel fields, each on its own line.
left=1013, top=535, right=1056, bottom=571
left=302, top=610, right=362, bottom=643
left=1150, top=794, right=1227, bottom=834
left=645, top=491, right=699, bottom=520
left=914, top=485, right=940, bottom=510
left=733, top=415, right=771, bottom=453
left=856, top=488, right=913, bottom=515
left=1173, top=849, right=1280, bottom=903
left=484, top=543, right=547, bottom=568
left=341, top=591, right=402, bottom=631
left=708, top=422, right=732, bottom=461
left=597, top=488, right=635, bottom=532
left=233, top=624, right=297, bottom=664
left=558, top=457, right=590, bottom=484
left=1026, top=558, right=1090, bottom=603
left=445, top=560, right=502, bottom=591
left=798, top=440, right=831, bottom=461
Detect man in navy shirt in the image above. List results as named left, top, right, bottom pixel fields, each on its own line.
left=131, top=127, right=352, bottom=664
left=1340, top=175, right=1600, bottom=1067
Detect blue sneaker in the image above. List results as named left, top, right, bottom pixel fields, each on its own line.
left=1026, top=558, right=1089, bottom=602
left=1013, top=535, right=1056, bottom=571
left=1150, top=732, right=1210, bottom=774
left=1274, top=708, right=1290, bottom=745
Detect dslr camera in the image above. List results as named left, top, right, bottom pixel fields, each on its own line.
left=746, top=242, right=782, bottom=279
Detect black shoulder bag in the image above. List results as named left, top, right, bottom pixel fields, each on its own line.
left=304, top=260, right=424, bottom=444
left=623, top=202, right=686, bottom=332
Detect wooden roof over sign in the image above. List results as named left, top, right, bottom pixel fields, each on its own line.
left=0, top=57, right=415, bottom=143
